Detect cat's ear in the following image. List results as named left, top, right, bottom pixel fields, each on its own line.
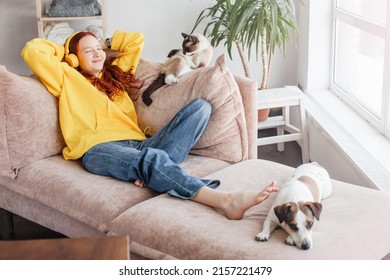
left=181, top=32, right=189, bottom=38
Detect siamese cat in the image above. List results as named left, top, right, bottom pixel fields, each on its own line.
left=142, top=33, right=213, bottom=106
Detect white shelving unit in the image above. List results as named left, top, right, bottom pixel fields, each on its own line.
left=35, top=0, right=107, bottom=40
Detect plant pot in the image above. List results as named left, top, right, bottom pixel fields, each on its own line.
left=258, top=108, right=270, bottom=122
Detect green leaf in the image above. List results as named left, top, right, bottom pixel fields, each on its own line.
left=190, top=0, right=304, bottom=81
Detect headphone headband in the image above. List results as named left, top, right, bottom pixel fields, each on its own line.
left=64, top=32, right=80, bottom=56
left=64, top=32, right=81, bottom=67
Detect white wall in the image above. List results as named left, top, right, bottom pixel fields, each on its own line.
left=0, top=0, right=374, bottom=188
left=296, top=1, right=383, bottom=189
left=0, top=0, right=38, bottom=75
left=307, top=118, right=368, bottom=187
left=296, top=0, right=332, bottom=91
left=0, top=0, right=298, bottom=89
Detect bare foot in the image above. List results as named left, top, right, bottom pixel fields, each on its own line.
left=134, top=180, right=146, bottom=188
left=222, top=181, right=279, bottom=220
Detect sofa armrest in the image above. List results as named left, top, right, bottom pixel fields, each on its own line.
left=234, top=75, right=258, bottom=160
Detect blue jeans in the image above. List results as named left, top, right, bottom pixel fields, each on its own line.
left=82, top=99, right=220, bottom=199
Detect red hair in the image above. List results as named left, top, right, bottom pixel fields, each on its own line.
left=67, top=31, right=143, bottom=101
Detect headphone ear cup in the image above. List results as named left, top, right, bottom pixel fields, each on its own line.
left=65, top=53, right=79, bottom=68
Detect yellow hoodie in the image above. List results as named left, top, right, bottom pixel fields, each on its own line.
left=21, top=30, right=146, bottom=160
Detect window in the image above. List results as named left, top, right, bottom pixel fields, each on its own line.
left=331, top=0, right=390, bottom=138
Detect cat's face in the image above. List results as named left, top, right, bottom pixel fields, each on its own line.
left=181, top=33, right=201, bottom=54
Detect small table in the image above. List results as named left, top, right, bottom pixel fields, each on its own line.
left=257, top=86, right=309, bottom=163
left=0, top=235, right=129, bottom=260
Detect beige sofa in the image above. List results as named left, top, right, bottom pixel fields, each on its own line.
left=1, top=55, right=390, bottom=260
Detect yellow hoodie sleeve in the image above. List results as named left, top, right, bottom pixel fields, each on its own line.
left=110, top=30, right=144, bottom=74
left=21, top=38, right=68, bottom=98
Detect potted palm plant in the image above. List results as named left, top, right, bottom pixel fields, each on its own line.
left=191, top=0, right=301, bottom=121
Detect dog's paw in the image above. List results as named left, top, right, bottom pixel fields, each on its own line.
left=165, top=74, right=179, bottom=85
left=255, top=232, right=269, bottom=242
left=285, top=235, right=295, bottom=246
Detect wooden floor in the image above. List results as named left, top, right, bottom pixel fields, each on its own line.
left=0, top=235, right=129, bottom=260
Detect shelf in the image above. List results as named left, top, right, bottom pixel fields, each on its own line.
left=39, top=16, right=104, bottom=21
left=36, top=0, right=107, bottom=40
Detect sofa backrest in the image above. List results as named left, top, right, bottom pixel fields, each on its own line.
left=0, top=57, right=258, bottom=177
left=0, top=65, right=65, bottom=178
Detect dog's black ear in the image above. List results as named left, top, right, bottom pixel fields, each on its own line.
left=274, top=203, right=295, bottom=224
left=305, top=202, right=322, bottom=221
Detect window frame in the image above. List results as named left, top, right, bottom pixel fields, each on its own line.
left=330, top=0, right=390, bottom=138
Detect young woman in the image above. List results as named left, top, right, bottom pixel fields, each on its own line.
left=21, top=30, right=278, bottom=220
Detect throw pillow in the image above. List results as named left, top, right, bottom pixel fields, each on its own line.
left=0, top=66, right=65, bottom=177
left=134, top=54, right=248, bottom=163
left=48, top=0, right=101, bottom=17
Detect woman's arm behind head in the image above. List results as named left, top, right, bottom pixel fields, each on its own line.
left=21, top=38, right=67, bottom=97
left=110, top=30, right=144, bottom=74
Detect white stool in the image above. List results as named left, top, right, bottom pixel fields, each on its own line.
left=257, top=86, right=309, bottom=163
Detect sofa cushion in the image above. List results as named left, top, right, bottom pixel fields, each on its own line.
left=134, top=54, right=248, bottom=163
left=109, top=160, right=390, bottom=260
left=0, top=153, right=230, bottom=234
left=0, top=155, right=157, bottom=232
left=179, top=155, right=230, bottom=178
left=0, top=66, right=11, bottom=177
left=0, top=65, right=65, bottom=178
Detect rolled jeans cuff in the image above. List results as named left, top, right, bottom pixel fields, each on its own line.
left=167, top=179, right=221, bottom=199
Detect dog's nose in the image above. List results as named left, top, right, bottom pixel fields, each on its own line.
left=301, top=240, right=311, bottom=250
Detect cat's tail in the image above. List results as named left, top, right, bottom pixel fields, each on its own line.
left=141, top=73, right=166, bottom=106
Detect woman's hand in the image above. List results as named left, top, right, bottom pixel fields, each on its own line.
left=100, top=38, right=111, bottom=50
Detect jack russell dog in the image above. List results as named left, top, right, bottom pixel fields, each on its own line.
left=255, top=162, right=332, bottom=250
